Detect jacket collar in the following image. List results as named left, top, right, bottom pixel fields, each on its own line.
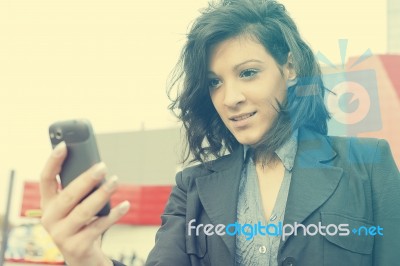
left=280, top=128, right=343, bottom=247
left=195, top=145, right=243, bottom=260
left=195, top=127, right=343, bottom=257
left=203, top=144, right=244, bottom=172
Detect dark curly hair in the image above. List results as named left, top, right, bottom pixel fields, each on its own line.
left=168, top=0, right=330, bottom=164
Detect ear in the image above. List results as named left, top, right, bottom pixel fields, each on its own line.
left=285, top=52, right=297, bottom=81
left=284, top=52, right=297, bottom=87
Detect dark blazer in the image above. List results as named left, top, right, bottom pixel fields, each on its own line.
left=115, top=128, right=400, bottom=266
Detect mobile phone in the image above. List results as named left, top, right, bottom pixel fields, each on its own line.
left=49, top=119, right=111, bottom=216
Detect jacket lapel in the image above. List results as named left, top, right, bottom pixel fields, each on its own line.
left=281, top=128, right=343, bottom=246
left=195, top=145, right=244, bottom=258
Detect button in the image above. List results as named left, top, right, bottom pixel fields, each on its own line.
left=282, top=257, right=296, bottom=266
left=259, top=245, right=267, bottom=254
left=270, top=214, right=277, bottom=221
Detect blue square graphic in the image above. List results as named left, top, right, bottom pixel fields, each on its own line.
left=323, top=69, right=382, bottom=136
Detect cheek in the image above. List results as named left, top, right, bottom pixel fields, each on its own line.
left=256, top=86, right=287, bottom=119
left=277, top=85, right=287, bottom=101
left=261, top=80, right=287, bottom=105
left=210, top=91, right=223, bottom=113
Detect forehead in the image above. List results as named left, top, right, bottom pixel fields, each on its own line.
left=207, top=35, right=274, bottom=70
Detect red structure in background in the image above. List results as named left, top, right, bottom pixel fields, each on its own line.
left=345, top=55, right=400, bottom=167
left=20, top=182, right=172, bottom=225
left=380, top=55, right=400, bottom=98
left=111, top=185, right=172, bottom=225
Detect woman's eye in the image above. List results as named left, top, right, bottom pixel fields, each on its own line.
left=208, top=78, right=222, bottom=90
left=239, top=69, right=258, bottom=79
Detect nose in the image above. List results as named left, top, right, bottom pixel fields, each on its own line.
left=223, top=82, right=246, bottom=108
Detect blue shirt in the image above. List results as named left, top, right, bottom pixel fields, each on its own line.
left=235, top=130, right=298, bottom=266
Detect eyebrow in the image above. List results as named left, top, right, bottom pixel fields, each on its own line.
left=208, top=59, right=264, bottom=75
left=233, top=59, right=264, bottom=71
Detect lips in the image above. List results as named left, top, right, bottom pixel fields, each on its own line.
left=229, top=112, right=256, bottom=121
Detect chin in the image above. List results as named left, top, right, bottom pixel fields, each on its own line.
left=234, top=135, right=263, bottom=146
left=232, top=127, right=271, bottom=146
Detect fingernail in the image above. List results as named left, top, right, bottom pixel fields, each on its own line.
left=118, top=200, right=130, bottom=215
left=92, top=162, right=107, bottom=180
left=52, top=141, right=66, bottom=157
left=104, top=175, right=118, bottom=192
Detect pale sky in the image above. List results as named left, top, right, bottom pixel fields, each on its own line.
left=0, top=0, right=389, bottom=217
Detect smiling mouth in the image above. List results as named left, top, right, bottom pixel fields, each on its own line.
left=230, top=112, right=256, bottom=121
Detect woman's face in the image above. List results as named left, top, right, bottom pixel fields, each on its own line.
left=208, top=36, right=295, bottom=146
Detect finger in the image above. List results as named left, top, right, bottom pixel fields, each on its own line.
left=66, top=201, right=131, bottom=251
left=47, top=162, right=108, bottom=222
left=40, top=141, right=67, bottom=209
left=60, top=175, right=119, bottom=235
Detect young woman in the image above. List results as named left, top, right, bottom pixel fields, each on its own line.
left=39, top=0, right=400, bottom=265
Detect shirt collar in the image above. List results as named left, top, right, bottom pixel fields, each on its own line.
left=243, top=129, right=298, bottom=171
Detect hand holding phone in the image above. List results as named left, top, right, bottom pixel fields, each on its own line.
left=41, top=119, right=130, bottom=266
left=49, top=119, right=111, bottom=216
